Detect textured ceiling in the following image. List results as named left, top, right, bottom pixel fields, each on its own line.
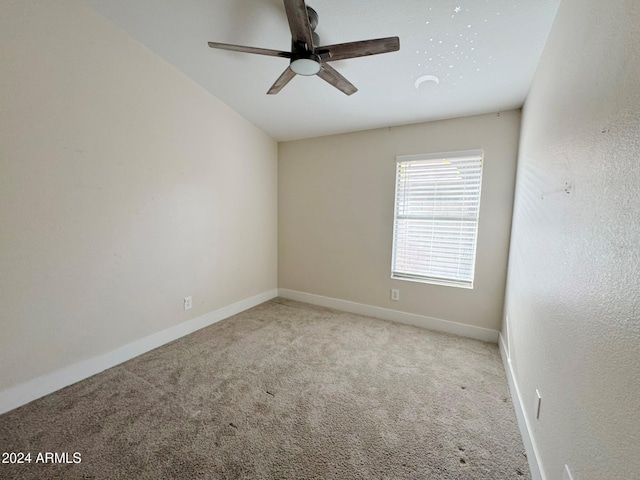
left=87, top=0, right=560, bottom=141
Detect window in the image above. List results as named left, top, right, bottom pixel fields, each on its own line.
left=391, top=150, right=484, bottom=289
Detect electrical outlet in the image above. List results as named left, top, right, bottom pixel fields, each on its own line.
left=535, top=389, right=542, bottom=420
left=184, top=296, right=192, bottom=310
left=563, top=464, right=574, bottom=480
left=391, top=289, right=400, bottom=301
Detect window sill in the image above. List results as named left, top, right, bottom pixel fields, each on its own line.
left=391, top=274, right=474, bottom=290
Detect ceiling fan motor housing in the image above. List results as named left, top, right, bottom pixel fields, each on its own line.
left=307, top=6, right=319, bottom=31
left=289, top=6, right=321, bottom=76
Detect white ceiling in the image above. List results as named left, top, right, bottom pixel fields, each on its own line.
left=87, top=0, right=560, bottom=141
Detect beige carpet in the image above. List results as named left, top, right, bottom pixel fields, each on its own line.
left=0, top=298, right=530, bottom=479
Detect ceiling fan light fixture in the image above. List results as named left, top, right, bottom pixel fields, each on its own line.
left=290, top=58, right=321, bottom=76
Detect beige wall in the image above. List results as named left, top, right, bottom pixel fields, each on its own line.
left=504, top=0, right=640, bottom=478
left=0, top=1, right=277, bottom=391
left=279, top=111, right=520, bottom=331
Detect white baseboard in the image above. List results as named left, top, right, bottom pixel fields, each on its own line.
left=0, top=289, right=277, bottom=415
left=499, top=333, right=545, bottom=480
left=278, top=289, right=499, bottom=343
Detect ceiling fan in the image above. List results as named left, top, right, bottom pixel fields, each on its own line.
left=207, top=0, right=400, bottom=95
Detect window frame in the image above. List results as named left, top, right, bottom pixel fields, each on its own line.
left=391, top=149, right=484, bottom=289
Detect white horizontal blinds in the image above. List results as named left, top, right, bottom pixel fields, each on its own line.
left=392, top=150, right=483, bottom=288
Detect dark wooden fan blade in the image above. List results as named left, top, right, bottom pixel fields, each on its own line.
left=317, top=64, right=357, bottom=96
left=319, top=37, right=400, bottom=62
left=208, top=42, right=291, bottom=58
left=267, top=67, right=296, bottom=95
left=283, top=0, right=314, bottom=49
